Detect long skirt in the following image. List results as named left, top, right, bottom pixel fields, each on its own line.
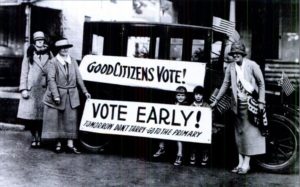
left=42, top=96, right=78, bottom=139
left=234, top=99, right=266, bottom=156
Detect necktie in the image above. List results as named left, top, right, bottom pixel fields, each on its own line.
left=64, top=63, right=69, bottom=80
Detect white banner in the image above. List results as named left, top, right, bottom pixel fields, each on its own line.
left=79, top=55, right=206, bottom=92
left=80, top=99, right=212, bottom=144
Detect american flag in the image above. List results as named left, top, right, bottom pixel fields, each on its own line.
left=278, top=71, right=295, bottom=96
left=212, top=16, right=235, bottom=36
left=209, top=88, right=231, bottom=114
left=229, top=29, right=240, bottom=42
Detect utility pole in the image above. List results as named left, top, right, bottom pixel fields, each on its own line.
left=229, top=0, right=236, bottom=23
left=24, top=1, right=31, bottom=50
left=222, top=0, right=236, bottom=71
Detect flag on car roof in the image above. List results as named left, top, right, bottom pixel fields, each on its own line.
left=212, top=16, right=235, bottom=36
left=212, top=16, right=240, bottom=42
left=230, top=29, right=240, bottom=42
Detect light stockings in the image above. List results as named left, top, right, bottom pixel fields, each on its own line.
left=237, top=153, right=251, bottom=169
left=177, top=141, right=182, bottom=156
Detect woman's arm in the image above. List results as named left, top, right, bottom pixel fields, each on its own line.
left=210, top=66, right=231, bottom=108
left=216, top=66, right=231, bottom=101
left=74, top=59, right=90, bottom=98
left=47, top=60, right=60, bottom=100
left=19, top=45, right=30, bottom=91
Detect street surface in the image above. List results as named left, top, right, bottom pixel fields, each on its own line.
left=0, top=130, right=299, bottom=187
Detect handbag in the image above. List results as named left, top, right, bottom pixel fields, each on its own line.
left=247, top=96, right=269, bottom=136
left=247, top=96, right=259, bottom=115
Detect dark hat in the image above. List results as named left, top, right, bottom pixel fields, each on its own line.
left=193, top=86, right=204, bottom=95
left=55, top=38, right=73, bottom=49
left=176, top=86, right=187, bottom=94
left=228, top=42, right=247, bottom=57
left=33, top=31, right=45, bottom=41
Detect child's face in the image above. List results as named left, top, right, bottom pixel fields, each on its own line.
left=194, top=93, right=203, bottom=103
left=176, top=93, right=186, bottom=103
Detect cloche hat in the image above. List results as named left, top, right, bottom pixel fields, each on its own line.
left=176, top=86, right=187, bottom=94
left=55, top=38, right=73, bottom=49
left=33, top=31, right=45, bottom=41
left=228, top=41, right=247, bottom=57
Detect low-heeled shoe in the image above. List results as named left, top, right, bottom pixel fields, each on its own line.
left=66, top=146, right=81, bottom=154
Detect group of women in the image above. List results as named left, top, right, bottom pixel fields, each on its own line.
left=17, top=31, right=266, bottom=174
left=17, top=31, right=90, bottom=154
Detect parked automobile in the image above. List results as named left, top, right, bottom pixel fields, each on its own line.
left=79, top=21, right=299, bottom=173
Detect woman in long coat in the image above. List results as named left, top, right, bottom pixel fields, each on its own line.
left=211, top=41, right=266, bottom=175
left=42, top=38, right=90, bottom=154
left=17, top=31, right=52, bottom=148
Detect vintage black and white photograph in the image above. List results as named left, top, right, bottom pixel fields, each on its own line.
left=0, top=0, right=299, bottom=186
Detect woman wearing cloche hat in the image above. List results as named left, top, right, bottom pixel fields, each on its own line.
left=211, top=41, right=266, bottom=175
left=42, top=38, right=91, bottom=154
left=17, top=31, right=53, bottom=148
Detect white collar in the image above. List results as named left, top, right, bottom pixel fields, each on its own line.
left=193, top=101, right=203, bottom=106
left=235, top=59, right=245, bottom=80
left=56, top=54, right=71, bottom=65
left=235, top=59, right=245, bottom=71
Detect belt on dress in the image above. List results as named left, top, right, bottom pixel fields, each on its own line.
left=57, top=85, right=76, bottom=94
left=57, top=85, right=76, bottom=89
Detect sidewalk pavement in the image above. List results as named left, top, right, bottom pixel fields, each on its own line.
left=0, top=122, right=25, bottom=131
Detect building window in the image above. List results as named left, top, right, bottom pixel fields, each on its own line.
left=279, top=1, right=299, bottom=62
left=92, top=34, right=104, bottom=55
left=169, top=38, right=182, bottom=60
left=127, top=36, right=150, bottom=58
